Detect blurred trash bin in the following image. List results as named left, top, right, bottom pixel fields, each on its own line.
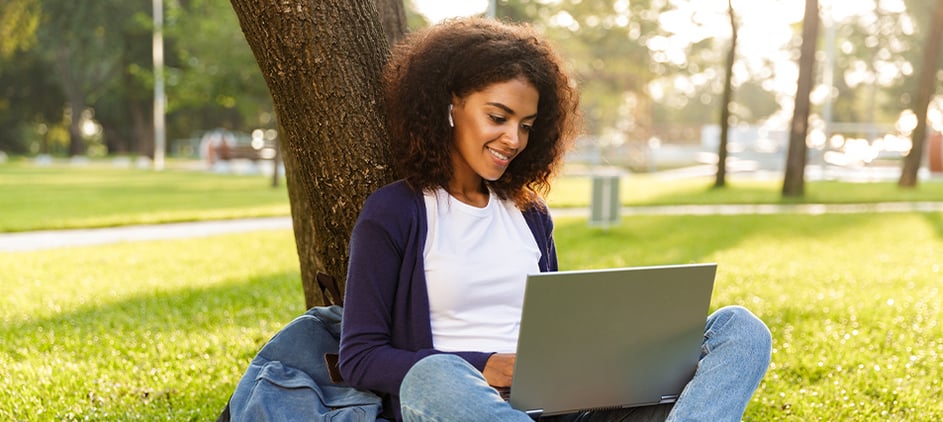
left=589, top=174, right=620, bottom=229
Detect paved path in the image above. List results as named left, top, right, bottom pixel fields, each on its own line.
left=2, top=202, right=942, bottom=252
left=0, top=217, right=292, bottom=252
left=616, top=201, right=943, bottom=216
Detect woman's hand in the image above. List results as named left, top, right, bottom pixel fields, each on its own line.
left=482, top=353, right=516, bottom=387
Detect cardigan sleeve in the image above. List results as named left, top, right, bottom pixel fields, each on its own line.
left=338, top=183, right=493, bottom=397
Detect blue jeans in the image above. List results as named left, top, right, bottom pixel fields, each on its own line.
left=399, top=306, right=771, bottom=422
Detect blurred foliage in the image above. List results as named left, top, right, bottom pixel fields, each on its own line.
left=0, top=0, right=39, bottom=59
left=0, top=40, right=63, bottom=154
left=495, top=0, right=780, bottom=144
left=493, top=0, right=943, bottom=146
left=827, top=0, right=943, bottom=127
left=0, top=0, right=941, bottom=156
left=495, top=0, right=669, bottom=140
left=0, top=0, right=274, bottom=157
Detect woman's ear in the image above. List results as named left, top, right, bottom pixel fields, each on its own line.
left=450, top=93, right=464, bottom=108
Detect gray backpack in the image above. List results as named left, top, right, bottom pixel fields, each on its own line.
left=219, top=274, right=386, bottom=421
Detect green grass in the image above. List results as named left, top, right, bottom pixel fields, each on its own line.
left=2, top=159, right=942, bottom=419
left=0, top=230, right=304, bottom=421
left=2, top=213, right=942, bottom=420
left=0, top=161, right=289, bottom=232
left=3, top=160, right=943, bottom=232
left=555, top=213, right=943, bottom=420
left=546, top=174, right=943, bottom=208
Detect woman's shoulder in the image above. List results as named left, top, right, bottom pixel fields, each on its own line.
left=364, top=180, right=421, bottom=207
left=519, top=196, right=554, bottom=230
left=358, top=180, right=425, bottom=222
left=354, top=180, right=427, bottom=246
left=520, top=196, right=551, bottom=218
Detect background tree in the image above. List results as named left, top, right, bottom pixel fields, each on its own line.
left=0, top=0, right=46, bottom=154
left=375, top=0, right=408, bottom=45
left=229, top=0, right=397, bottom=308
left=641, top=0, right=779, bottom=156
left=783, top=0, right=820, bottom=198
left=0, top=49, right=63, bottom=154
left=0, top=0, right=276, bottom=158
left=494, top=0, right=680, bottom=168
left=545, top=0, right=666, bottom=148
left=0, top=0, right=39, bottom=58
left=899, top=0, right=943, bottom=187
left=93, top=6, right=154, bottom=155
left=35, top=0, right=129, bottom=156
left=828, top=4, right=913, bottom=126
left=864, top=0, right=943, bottom=128
left=165, top=0, right=276, bottom=146
left=715, top=0, right=738, bottom=188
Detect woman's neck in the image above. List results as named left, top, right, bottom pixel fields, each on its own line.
left=447, top=180, right=489, bottom=208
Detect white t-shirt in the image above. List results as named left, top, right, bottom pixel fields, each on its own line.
left=422, top=188, right=541, bottom=353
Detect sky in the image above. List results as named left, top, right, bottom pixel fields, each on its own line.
left=412, top=0, right=490, bottom=23
left=411, top=0, right=881, bottom=61
left=412, top=0, right=885, bottom=27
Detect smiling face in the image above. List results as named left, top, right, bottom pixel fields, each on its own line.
left=449, top=78, right=540, bottom=193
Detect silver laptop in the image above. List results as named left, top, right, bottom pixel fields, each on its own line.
left=509, top=263, right=717, bottom=418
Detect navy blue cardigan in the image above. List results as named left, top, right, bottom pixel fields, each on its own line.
left=338, top=180, right=558, bottom=420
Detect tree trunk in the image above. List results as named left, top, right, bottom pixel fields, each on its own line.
left=230, top=0, right=397, bottom=309
left=271, top=137, right=281, bottom=188
left=374, top=0, right=408, bottom=46
left=68, top=99, right=85, bottom=156
left=715, top=0, right=737, bottom=189
left=899, top=0, right=943, bottom=188
left=131, top=99, right=152, bottom=157
left=782, top=0, right=819, bottom=198
left=101, top=126, right=125, bottom=154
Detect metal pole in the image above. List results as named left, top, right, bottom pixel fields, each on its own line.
left=487, top=0, right=496, bottom=18
left=152, top=0, right=166, bottom=171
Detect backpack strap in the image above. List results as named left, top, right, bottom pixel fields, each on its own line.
left=316, top=272, right=344, bottom=307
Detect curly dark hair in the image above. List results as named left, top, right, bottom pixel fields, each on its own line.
left=384, top=17, right=581, bottom=209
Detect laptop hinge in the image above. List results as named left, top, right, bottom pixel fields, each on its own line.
left=525, top=409, right=544, bottom=420
left=659, top=394, right=680, bottom=404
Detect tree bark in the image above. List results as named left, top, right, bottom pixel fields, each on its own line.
left=899, top=0, right=943, bottom=188
left=67, top=99, right=85, bottom=156
left=374, top=0, right=408, bottom=46
left=271, top=137, right=281, bottom=188
left=714, top=0, right=737, bottom=189
left=131, top=99, right=152, bottom=157
left=782, top=0, right=819, bottom=198
left=230, top=0, right=397, bottom=309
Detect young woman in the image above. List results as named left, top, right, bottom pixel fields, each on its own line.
left=338, top=17, right=771, bottom=422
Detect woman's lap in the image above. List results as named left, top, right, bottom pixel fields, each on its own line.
left=399, top=306, right=770, bottom=422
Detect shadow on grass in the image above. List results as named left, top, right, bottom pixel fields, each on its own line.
left=1, top=270, right=306, bottom=420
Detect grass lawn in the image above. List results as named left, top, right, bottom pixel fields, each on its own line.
left=555, top=213, right=943, bottom=420
left=3, top=160, right=942, bottom=232
left=0, top=161, right=289, bottom=232
left=2, top=159, right=942, bottom=419
left=2, top=213, right=942, bottom=420
left=547, top=173, right=943, bottom=208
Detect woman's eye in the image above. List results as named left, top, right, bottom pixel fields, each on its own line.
left=521, top=123, right=533, bottom=132
left=489, top=115, right=507, bottom=124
